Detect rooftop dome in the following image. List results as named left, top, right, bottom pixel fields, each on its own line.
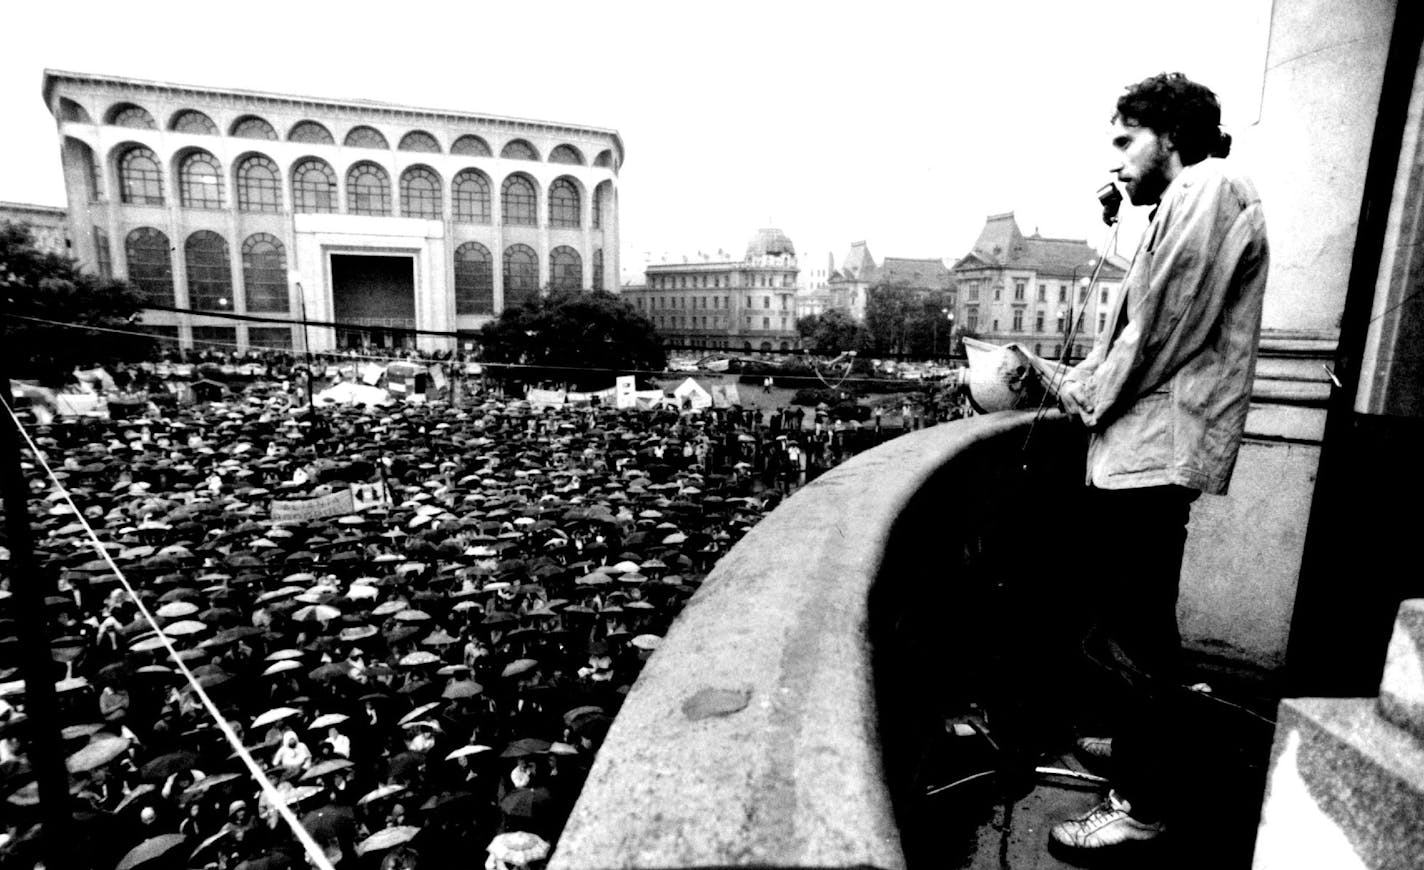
left=745, top=228, right=796, bottom=259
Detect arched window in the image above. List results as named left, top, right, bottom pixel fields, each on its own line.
left=109, top=104, right=156, bottom=129
left=760, top=342, right=772, bottom=353
left=452, top=170, right=491, bottom=224
left=501, top=175, right=537, bottom=226
left=344, top=126, right=389, bottom=149
left=184, top=231, right=233, bottom=311
left=242, top=233, right=288, bottom=313
left=178, top=151, right=224, bottom=209
left=119, top=146, right=164, bottom=205
left=592, top=181, right=612, bottom=230
left=550, top=246, right=582, bottom=291
left=500, top=139, right=539, bottom=161
left=548, top=145, right=584, bottom=165
left=236, top=155, right=282, bottom=213
left=59, top=99, right=92, bottom=124
left=288, top=121, right=334, bottom=144
left=548, top=178, right=580, bottom=228
left=291, top=158, right=337, bottom=214
left=454, top=242, right=494, bottom=315
left=231, top=116, right=278, bottom=140
left=503, top=244, right=538, bottom=308
left=124, top=228, right=174, bottom=305
left=451, top=135, right=492, bottom=156
left=399, top=166, right=442, bottom=219
left=398, top=131, right=441, bottom=153
left=594, top=150, right=614, bottom=168
left=347, top=162, right=391, bottom=216
left=170, top=110, right=218, bottom=135
left=592, top=249, right=604, bottom=291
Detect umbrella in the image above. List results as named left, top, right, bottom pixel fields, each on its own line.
left=500, top=738, right=551, bottom=758
left=485, top=831, right=550, bottom=867
left=301, top=758, right=353, bottom=782
left=66, top=735, right=130, bottom=773
left=307, top=662, right=355, bottom=683
left=393, top=609, right=431, bottom=623
left=263, top=660, right=300, bottom=677
left=356, top=826, right=421, bottom=857
left=397, top=702, right=441, bottom=726
left=163, top=619, right=208, bottom=637
left=115, top=833, right=188, bottom=870
left=499, top=786, right=553, bottom=819
left=309, top=713, right=349, bottom=730
left=562, top=705, right=605, bottom=725
left=113, top=782, right=157, bottom=814
left=292, top=604, right=341, bottom=623
left=155, top=601, right=199, bottom=619
left=444, top=744, right=492, bottom=762
left=398, top=651, right=440, bottom=667
left=252, top=707, right=301, bottom=729
left=357, top=783, right=406, bottom=806
left=140, top=751, right=198, bottom=781
left=441, top=679, right=483, bottom=700
left=182, top=771, right=243, bottom=797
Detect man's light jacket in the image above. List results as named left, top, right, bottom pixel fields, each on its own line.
left=1069, top=157, right=1270, bottom=495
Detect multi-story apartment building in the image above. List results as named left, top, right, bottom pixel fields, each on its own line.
left=950, top=212, right=1125, bottom=360
left=0, top=201, right=71, bottom=256
left=620, top=228, right=799, bottom=353
left=42, top=70, right=623, bottom=353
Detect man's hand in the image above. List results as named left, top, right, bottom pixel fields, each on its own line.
left=1058, top=379, right=1095, bottom=418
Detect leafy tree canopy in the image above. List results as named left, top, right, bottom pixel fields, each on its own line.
left=862, top=284, right=957, bottom=358
left=477, top=289, right=665, bottom=388
left=796, top=308, right=868, bottom=355
left=1, top=222, right=146, bottom=386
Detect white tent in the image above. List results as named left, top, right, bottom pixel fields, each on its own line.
left=672, top=378, right=713, bottom=410
left=314, top=381, right=393, bottom=408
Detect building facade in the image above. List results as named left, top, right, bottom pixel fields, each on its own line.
left=949, top=212, right=1125, bottom=360
left=620, top=228, right=800, bottom=353
left=43, top=70, right=623, bottom=353
left=1, top=201, right=71, bottom=257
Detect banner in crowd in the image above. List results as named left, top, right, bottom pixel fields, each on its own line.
left=615, top=376, right=636, bottom=410
left=270, top=489, right=354, bottom=523
left=526, top=388, right=568, bottom=410
left=361, top=363, right=385, bottom=386
left=673, top=378, right=713, bottom=410
left=271, top=481, right=392, bottom=522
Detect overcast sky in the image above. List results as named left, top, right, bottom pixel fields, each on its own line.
left=1, top=0, right=1271, bottom=276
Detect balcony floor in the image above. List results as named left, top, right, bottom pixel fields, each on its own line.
left=912, top=664, right=1277, bottom=870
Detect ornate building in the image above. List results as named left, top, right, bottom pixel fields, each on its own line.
left=0, top=201, right=70, bottom=256
left=43, top=70, right=623, bottom=352
left=620, top=228, right=800, bottom=353
left=950, top=212, right=1125, bottom=360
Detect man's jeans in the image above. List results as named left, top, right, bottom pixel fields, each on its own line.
left=1083, top=484, right=1199, bottom=820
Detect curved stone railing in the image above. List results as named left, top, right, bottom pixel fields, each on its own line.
left=551, top=410, right=1081, bottom=870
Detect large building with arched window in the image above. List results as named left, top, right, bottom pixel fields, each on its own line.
left=43, top=70, right=623, bottom=352
left=620, top=228, right=801, bottom=354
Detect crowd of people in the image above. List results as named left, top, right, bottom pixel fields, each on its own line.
left=0, top=358, right=863, bottom=870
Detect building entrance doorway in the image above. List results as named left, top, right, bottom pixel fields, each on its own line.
left=331, top=254, right=416, bottom=350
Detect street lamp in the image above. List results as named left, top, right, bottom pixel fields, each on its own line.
left=1061, top=258, right=1097, bottom=364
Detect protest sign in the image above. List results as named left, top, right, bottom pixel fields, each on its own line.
left=615, top=375, right=636, bottom=410
left=270, top=490, right=354, bottom=523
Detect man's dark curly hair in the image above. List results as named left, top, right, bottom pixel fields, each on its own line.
left=1114, top=72, right=1231, bottom=165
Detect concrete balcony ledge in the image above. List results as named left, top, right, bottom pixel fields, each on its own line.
left=551, top=411, right=1046, bottom=870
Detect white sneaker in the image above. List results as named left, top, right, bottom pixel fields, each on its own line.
left=1049, top=790, right=1165, bottom=849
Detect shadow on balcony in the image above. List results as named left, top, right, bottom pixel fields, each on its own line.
left=551, top=411, right=1277, bottom=870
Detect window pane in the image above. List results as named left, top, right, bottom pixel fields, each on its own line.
left=238, top=156, right=282, bottom=213
left=179, top=152, right=224, bottom=209
left=549, top=179, right=580, bottom=228
left=501, top=176, right=537, bottom=226
left=125, top=228, right=173, bottom=305
left=347, top=163, right=391, bottom=216
left=185, top=231, right=233, bottom=312
left=242, top=233, right=288, bottom=313
left=452, top=170, right=491, bottom=224
left=120, top=147, right=164, bottom=205
left=503, top=244, right=538, bottom=308
left=550, top=246, right=581, bottom=291
left=455, top=242, right=494, bottom=314
left=292, top=159, right=336, bottom=213
left=400, top=167, right=442, bottom=218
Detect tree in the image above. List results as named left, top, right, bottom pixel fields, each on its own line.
left=0, top=222, right=146, bottom=386
left=795, top=309, right=868, bottom=355
left=477, top=289, right=665, bottom=389
left=862, top=284, right=957, bottom=358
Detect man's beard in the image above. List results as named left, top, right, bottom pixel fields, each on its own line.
left=1126, top=144, right=1172, bottom=206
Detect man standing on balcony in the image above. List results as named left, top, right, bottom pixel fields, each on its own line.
left=1052, top=72, right=1269, bottom=852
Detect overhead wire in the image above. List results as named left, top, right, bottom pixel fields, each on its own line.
left=0, top=398, right=338, bottom=870
left=3, top=312, right=966, bottom=386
